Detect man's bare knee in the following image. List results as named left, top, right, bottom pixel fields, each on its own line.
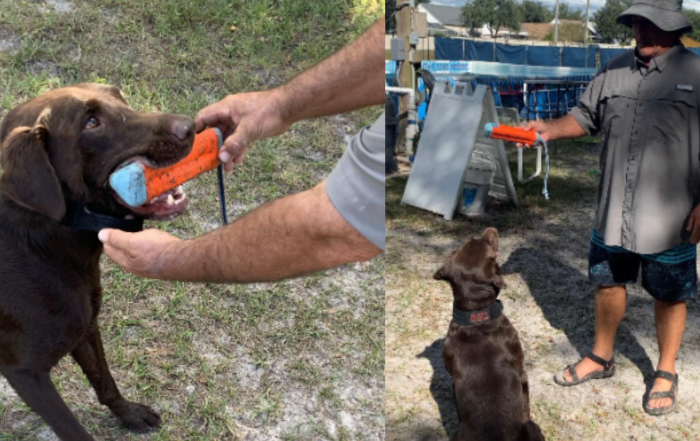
left=597, top=285, right=626, bottom=296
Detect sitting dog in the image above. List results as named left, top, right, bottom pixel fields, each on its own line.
left=433, top=227, right=544, bottom=441
left=0, top=83, right=194, bottom=440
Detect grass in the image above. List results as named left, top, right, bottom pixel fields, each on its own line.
left=0, top=0, right=384, bottom=440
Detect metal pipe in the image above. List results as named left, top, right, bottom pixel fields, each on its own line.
left=385, top=87, right=417, bottom=157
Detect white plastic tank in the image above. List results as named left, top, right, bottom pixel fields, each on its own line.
left=458, top=157, right=496, bottom=217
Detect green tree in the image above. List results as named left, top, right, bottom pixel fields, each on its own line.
left=556, top=3, right=584, bottom=21
left=683, top=8, right=700, bottom=41
left=520, top=0, right=553, bottom=23
left=385, top=0, right=431, bottom=32
left=593, top=0, right=633, bottom=44
left=462, top=0, right=522, bottom=38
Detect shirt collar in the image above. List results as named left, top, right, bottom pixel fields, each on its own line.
left=634, top=44, right=682, bottom=73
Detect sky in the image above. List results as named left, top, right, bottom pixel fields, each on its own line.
left=431, top=0, right=700, bottom=13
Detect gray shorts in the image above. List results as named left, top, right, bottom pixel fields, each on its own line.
left=326, top=112, right=385, bottom=250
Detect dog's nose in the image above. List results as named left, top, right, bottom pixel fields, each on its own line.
left=171, top=118, right=194, bottom=141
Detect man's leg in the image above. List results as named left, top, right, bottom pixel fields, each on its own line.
left=646, top=300, right=686, bottom=410
left=562, top=285, right=626, bottom=381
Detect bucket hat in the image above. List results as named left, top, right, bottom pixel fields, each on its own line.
left=616, top=0, right=692, bottom=33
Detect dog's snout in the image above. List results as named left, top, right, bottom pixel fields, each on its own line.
left=171, top=118, right=194, bottom=141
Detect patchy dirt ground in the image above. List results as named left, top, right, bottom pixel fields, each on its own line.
left=386, top=143, right=700, bottom=441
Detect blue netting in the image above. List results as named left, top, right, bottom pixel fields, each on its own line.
left=523, top=86, right=586, bottom=120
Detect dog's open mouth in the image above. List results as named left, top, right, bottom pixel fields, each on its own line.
left=124, top=186, right=188, bottom=221
left=111, top=157, right=189, bottom=221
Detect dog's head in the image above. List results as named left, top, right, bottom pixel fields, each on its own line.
left=0, top=83, right=194, bottom=221
left=433, top=227, right=504, bottom=310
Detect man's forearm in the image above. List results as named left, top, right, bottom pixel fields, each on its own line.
left=543, top=115, right=587, bottom=141
left=274, top=19, right=384, bottom=124
left=159, top=182, right=379, bottom=283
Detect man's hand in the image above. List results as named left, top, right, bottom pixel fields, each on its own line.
left=98, top=228, right=182, bottom=278
left=687, top=204, right=700, bottom=243
left=195, top=90, right=291, bottom=171
left=516, top=120, right=550, bottom=148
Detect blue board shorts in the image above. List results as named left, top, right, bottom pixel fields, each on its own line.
left=588, top=230, right=697, bottom=302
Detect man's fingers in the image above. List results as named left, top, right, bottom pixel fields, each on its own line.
left=693, top=226, right=700, bottom=243
left=220, top=128, right=251, bottom=165
left=195, top=104, right=232, bottom=133
left=98, top=228, right=134, bottom=252
left=687, top=216, right=695, bottom=232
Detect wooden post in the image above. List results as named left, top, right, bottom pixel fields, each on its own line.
left=396, top=0, right=412, bottom=154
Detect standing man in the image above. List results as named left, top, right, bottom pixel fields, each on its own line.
left=524, top=0, right=698, bottom=416
left=98, top=19, right=384, bottom=282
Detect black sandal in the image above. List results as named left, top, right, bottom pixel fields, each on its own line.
left=553, top=352, right=615, bottom=386
left=643, top=370, right=679, bottom=416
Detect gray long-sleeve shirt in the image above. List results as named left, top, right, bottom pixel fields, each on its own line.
left=570, top=44, right=700, bottom=254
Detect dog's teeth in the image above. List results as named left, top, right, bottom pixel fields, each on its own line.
left=167, top=194, right=174, bottom=205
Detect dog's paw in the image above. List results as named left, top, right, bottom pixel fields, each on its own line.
left=112, top=400, right=162, bottom=433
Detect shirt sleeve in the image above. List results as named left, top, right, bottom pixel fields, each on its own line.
left=569, top=69, right=607, bottom=136
left=325, top=112, right=385, bottom=251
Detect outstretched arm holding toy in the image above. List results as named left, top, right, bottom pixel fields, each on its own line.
left=99, top=19, right=385, bottom=282
left=99, top=181, right=378, bottom=282
left=195, top=18, right=385, bottom=170
left=517, top=115, right=587, bottom=148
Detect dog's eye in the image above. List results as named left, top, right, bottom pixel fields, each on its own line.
left=85, top=116, right=100, bottom=129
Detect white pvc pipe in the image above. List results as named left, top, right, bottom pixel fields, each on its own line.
left=385, top=86, right=417, bottom=157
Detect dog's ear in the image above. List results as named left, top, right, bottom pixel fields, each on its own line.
left=0, top=125, right=66, bottom=220
left=481, top=227, right=499, bottom=253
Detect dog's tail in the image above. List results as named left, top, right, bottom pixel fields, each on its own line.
left=517, top=420, right=545, bottom=441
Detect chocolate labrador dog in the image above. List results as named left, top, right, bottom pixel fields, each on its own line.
left=0, top=83, right=194, bottom=440
left=433, top=228, right=544, bottom=441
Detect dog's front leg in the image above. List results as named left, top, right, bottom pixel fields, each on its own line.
left=1, top=368, right=94, bottom=441
left=521, top=373, right=531, bottom=422
left=71, top=323, right=162, bottom=433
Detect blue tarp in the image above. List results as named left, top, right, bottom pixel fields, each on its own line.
left=561, top=47, right=587, bottom=67
left=435, top=37, right=464, bottom=60
left=599, top=48, right=631, bottom=66
left=469, top=41, right=495, bottom=62
left=688, top=47, right=700, bottom=57
left=496, top=43, right=527, bottom=65
left=527, top=46, right=561, bottom=66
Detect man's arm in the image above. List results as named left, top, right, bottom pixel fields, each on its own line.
left=99, top=181, right=381, bottom=283
left=276, top=18, right=385, bottom=122
left=522, top=115, right=587, bottom=143
left=194, top=19, right=385, bottom=168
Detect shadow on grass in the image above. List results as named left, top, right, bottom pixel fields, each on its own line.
left=501, top=247, right=655, bottom=382
left=416, top=339, right=459, bottom=439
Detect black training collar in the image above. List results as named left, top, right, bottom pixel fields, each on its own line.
left=452, top=300, right=503, bottom=326
left=60, top=201, right=144, bottom=233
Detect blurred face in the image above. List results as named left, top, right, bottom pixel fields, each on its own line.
left=632, top=16, right=679, bottom=60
